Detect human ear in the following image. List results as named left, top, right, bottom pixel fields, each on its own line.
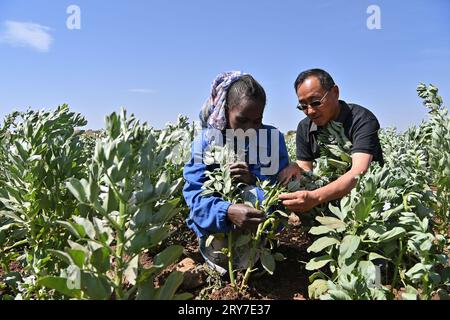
left=333, top=85, right=340, bottom=100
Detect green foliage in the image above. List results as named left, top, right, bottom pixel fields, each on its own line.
left=42, top=109, right=190, bottom=300
left=0, top=105, right=90, bottom=288
left=201, top=145, right=289, bottom=290
left=305, top=84, right=450, bottom=300
left=1, top=83, right=449, bottom=300
left=0, top=107, right=194, bottom=300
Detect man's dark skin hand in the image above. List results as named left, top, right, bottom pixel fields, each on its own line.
left=230, top=161, right=257, bottom=185
left=227, top=204, right=265, bottom=231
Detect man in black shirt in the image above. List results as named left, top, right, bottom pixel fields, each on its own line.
left=278, top=68, right=384, bottom=213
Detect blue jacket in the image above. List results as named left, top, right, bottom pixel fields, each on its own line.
left=183, top=125, right=290, bottom=238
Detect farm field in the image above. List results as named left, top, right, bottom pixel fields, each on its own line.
left=0, top=83, right=449, bottom=300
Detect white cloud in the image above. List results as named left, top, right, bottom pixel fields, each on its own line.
left=128, top=89, right=157, bottom=94
left=0, top=20, right=53, bottom=52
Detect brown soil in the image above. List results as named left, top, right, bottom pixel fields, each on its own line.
left=154, top=213, right=315, bottom=300
left=0, top=261, right=23, bottom=297
left=0, top=261, right=23, bottom=278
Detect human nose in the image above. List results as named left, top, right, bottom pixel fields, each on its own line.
left=304, top=105, right=318, bottom=115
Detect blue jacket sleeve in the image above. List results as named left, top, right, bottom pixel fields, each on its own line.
left=183, top=134, right=233, bottom=238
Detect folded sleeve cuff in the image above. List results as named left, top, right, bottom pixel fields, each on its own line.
left=216, top=201, right=233, bottom=232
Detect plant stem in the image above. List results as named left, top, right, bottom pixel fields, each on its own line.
left=114, top=196, right=126, bottom=299
left=241, top=226, right=263, bottom=290
left=392, top=239, right=404, bottom=291
left=422, top=274, right=430, bottom=300
left=227, top=231, right=236, bottom=287
left=241, top=218, right=272, bottom=290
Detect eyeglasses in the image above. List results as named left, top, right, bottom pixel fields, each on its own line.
left=297, top=89, right=331, bottom=111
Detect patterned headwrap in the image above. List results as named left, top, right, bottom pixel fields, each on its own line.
left=199, top=71, right=246, bottom=133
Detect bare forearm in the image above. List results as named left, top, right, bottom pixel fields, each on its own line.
left=311, top=170, right=360, bottom=205
left=280, top=154, right=373, bottom=213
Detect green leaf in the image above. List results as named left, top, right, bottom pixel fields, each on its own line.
left=158, top=271, right=184, bottom=300
left=136, top=266, right=163, bottom=284
left=363, top=224, right=386, bottom=241
left=38, top=276, right=81, bottom=298
left=48, top=249, right=74, bottom=265
left=124, top=255, right=139, bottom=286
left=205, top=235, right=215, bottom=248
left=66, top=178, right=88, bottom=203
left=316, top=216, right=346, bottom=230
left=93, top=217, right=113, bottom=245
left=405, top=263, right=427, bottom=280
left=368, top=252, right=390, bottom=262
left=234, top=234, right=251, bottom=247
left=307, top=237, right=340, bottom=253
left=155, top=172, right=169, bottom=196
left=419, top=239, right=433, bottom=252
left=152, top=199, right=180, bottom=224
left=213, top=181, right=222, bottom=192
left=154, top=245, right=184, bottom=270
left=136, top=281, right=158, bottom=300
left=81, top=272, right=112, bottom=300
left=308, top=279, right=328, bottom=300
left=381, top=204, right=404, bottom=220
left=67, top=249, right=86, bottom=269
left=378, top=227, right=406, bottom=243
left=260, top=251, right=276, bottom=275
left=0, top=210, right=24, bottom=224
left=308, top=271, right=327, bottom=283
left=0, top=222, right=17, bottom=233
left=354, top=198, right=372, bottom=222
left=306, top=255, right=334, bottom=271
left=309, top=226, right=334, bottom=235
left=67, top=240, right=89, bottom=253
left=358, top=261, right=377, bottom=285
left=66, top=265, right=82, bottom=291
left=339, top=235, right=360, bottom=262
left=429, top=272, right=441, bottom=286
left=328, top=289, right=352, bottom=300
left=272, top=209, right=289, bottom=218
left=139, top=178, right=154, bottom=202
left=90, top=247, right=110, bottom=274
left=273, top=252, right=286, bottom=262
left=339, top=254, right=359, bottom=275
left=103, top=186, right=118, bottom=213
left=129, top=227, right=170, bottom=253
left=223, top=178, right=232, bottom=194
left=56, top=220, right=85, bottom=238
left=85, top=179, right=99, bottom=203
left=328, top=204, right=345, bottom=220
left=73, top=216, right=96, bottom=240
left=401, top=285, right=418, bottom=300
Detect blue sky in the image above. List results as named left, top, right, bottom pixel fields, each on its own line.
left=0, top=0, right=449, bottom=133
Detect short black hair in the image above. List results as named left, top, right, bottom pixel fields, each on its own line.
left=294, top=68, right=335, bottom=92
left=226, top=75, right=266, bottom=109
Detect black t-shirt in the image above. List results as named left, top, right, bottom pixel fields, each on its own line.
left=296, top=100, right=384, bottom=165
